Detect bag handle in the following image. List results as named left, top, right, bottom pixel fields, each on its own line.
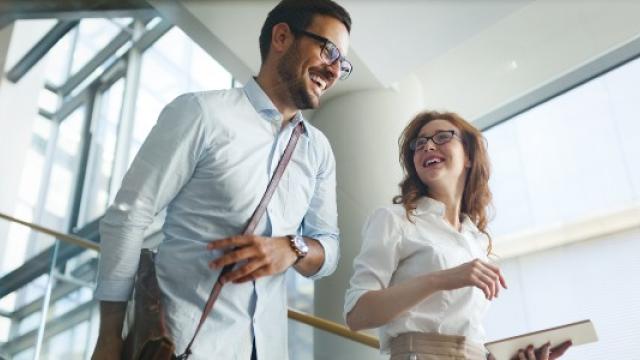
left=177, top=121, right=305, bottom=359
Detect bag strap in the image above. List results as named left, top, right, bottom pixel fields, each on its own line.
left=177, top=121, right=305, bottom=359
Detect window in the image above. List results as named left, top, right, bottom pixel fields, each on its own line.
left=484, top=56, right=640, bottom=360
left=0, top=15, right=237, bottom=359
left=129, top=26, right=233, bottom=164
left=79, top=79, right=125, bottom=226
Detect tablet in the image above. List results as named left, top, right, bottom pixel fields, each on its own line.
left=485, top=319, right=597, bottom=360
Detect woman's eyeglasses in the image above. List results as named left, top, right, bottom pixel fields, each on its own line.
left=410, top=130, right=459, bottom=152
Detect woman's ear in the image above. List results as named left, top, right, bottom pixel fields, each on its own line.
left=464, top=154, right=472, bottom=169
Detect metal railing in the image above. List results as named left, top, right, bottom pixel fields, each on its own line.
left=0, top=211, right=380, bottom=352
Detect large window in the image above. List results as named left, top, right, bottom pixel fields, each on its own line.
left=69, top=19, right=124, bottom=75
left=130, top=26, right=233, bottom=164
left=42, top=106, right=85, bottom=234
left=79, top=79, right=125, bottom=226
left=0, top=15, right=235, bottom=359
left=483, top=56, right=640, bottom=359
left=486, top=57, right=640, bottom=237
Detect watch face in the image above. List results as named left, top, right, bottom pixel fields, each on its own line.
left=294, top=235, right=309, bottom=255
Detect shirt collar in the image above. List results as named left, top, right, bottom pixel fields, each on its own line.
left=243, top=77, right=308, bottom=134
left=414, top=197, right=446, bottom=216
left=414, top=196, right=481, bottom=235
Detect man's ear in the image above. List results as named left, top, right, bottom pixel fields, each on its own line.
left=270, top=23, right=294, bottom=55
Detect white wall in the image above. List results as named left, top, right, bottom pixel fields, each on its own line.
left=486, top=227, right=640, bottom=359
left=310, top=74, right=423, bottom=359
left=414, top=0, right=640, bottom=121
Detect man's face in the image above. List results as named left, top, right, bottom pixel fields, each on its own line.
left=276, top=15, right=350, bottom=110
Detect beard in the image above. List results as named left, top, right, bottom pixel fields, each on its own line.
left=276, top=43, right=318, bottom=110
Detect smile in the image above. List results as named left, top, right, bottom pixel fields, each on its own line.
left=422, top=156, right=445, bottom=168
left=309, top=72, right=327, bottom=92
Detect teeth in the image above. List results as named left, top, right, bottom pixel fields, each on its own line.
left=425, top=158, right=442, bottom=167
left=310, top=74, right=325, bottom=90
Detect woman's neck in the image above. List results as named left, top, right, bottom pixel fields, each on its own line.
left=428, top=187, right=464, bottom=231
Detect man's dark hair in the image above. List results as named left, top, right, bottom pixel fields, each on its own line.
left=259, top=0, right=351, bottom=63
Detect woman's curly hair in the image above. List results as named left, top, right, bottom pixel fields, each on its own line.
left=393, top=111, right=494, bottom=253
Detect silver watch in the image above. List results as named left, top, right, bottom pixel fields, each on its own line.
left=288, top=235, right=309, bottom=263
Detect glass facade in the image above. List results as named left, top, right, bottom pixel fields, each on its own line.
left=486, top=56, right=640, bottom=237
left=78, top=79, right=125, bottom=226
left=0, top=16, right=238, bottom=359
left=483, top=57, right=640, bottom=359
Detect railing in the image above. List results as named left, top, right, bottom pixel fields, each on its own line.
left=0, top=213, right=99, bottom=252
left=0, top=211, right=380, bottom=353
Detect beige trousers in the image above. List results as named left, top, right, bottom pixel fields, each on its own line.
left=390, top=332, right=487, bottom=360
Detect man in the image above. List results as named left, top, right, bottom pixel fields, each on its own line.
left=91, top=0, right=352, bottom=359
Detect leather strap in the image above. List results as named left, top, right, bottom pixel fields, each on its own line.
left=177, top=121, right=305, bottom=359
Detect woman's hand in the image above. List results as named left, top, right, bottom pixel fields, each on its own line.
left=434, top=259, right=507, bottom=300
left=487, top=341, right=572, bottom=360
left=516, top=341, right=572, bottom=360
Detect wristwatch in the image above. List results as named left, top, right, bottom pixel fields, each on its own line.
left=288, top=235, right=309, bottom=264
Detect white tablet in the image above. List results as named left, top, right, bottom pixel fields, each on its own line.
left=485, top=319, right=598, bottom=360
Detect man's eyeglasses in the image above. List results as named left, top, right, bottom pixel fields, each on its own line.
left=410, top=130, right=460, bottom=152
left=290, top=27, right=353, bottom=80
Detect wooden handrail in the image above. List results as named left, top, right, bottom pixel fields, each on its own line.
left=0, top=212, right=99, bottom=251
left=0, top=211, right=380, bottom=349
left=288, top=309, right=380, bottom=348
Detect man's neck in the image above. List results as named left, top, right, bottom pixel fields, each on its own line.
left=255, top=73, right=298, bottom=125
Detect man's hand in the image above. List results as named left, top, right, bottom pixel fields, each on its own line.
left=207, top=235, right=298, bottom=283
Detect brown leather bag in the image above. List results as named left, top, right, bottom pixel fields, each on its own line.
left=122, top=249, right=176, bottom=360
left=121, top=122, right=305, bottom=360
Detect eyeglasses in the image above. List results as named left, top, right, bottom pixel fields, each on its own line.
left=409, top=130, right=459, bottom=152
left=290, top=27, right=353, bottom=80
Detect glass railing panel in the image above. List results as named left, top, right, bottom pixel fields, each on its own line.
left=0, top=215, right=98, bottom=360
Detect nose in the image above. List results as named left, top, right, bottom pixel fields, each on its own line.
left=325, top=60, right=341, bottom=81
left=423, top=138, right=437, bottom=152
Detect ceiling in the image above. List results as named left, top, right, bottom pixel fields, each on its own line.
left=6, top=0, right=634, bottom=123
left=341, top=0, right=533, bottom=86
left=150, top=0, right=533, bottom=101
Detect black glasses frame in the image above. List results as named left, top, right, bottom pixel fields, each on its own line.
left=410, top=130, right=459, bottom=151
left=290, top=27, right=353, bottom=80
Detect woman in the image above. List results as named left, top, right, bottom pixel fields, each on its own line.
left=344, top=111, right=570, bottom=360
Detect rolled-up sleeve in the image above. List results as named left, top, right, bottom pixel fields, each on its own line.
left=300, top=139, right=339, bottom=280
left=343, top=207, right=402, bottom=321
left=94, top=94, right=209, bottom=301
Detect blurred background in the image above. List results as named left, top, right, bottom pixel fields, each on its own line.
left=0, top=0, right=639, bottom=359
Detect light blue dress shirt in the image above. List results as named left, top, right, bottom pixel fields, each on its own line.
left=95, top=78, right=340, bottom=360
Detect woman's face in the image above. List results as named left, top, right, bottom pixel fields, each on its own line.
left=412, top=119, right=469, bottom=191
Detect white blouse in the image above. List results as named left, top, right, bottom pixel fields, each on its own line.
left=344, top=197, right=491, bottom=353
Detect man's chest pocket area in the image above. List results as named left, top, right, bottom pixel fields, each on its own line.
left=190, top=147, right=270, bottom=206
left=280, top=162, right=316, bottom=222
